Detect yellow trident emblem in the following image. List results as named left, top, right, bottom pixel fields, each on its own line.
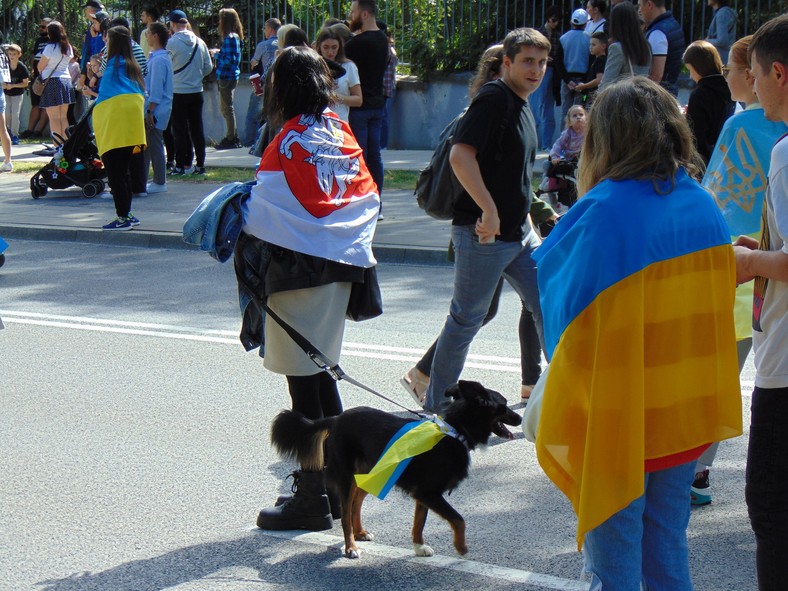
left=706, top=127, right=767, bottom=214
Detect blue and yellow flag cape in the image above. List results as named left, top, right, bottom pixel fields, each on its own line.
left=533, top=171, right=742, bottom=549
left=93, top=56, right=146, bottom=157
left=355, top=419, right=449, bottom=499
left=702, top=106, right=788, bottom=340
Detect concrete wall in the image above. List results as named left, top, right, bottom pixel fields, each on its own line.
left=15, top=75, right=472, bottom=150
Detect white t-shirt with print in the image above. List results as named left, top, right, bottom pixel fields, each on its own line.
left=753, top=135, right=788, bottom=389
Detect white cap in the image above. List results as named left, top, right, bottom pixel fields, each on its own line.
left=571, top=8, right=589, bottom=26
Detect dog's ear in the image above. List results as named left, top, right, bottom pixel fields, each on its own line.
left=445, top=383, right=462, bottom=399
left=454, top=380, right=489, bottom=401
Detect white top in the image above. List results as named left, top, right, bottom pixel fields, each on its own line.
left=331, top=60, right=360, bottom=122
left=584, top=18, right=606, bottom=37
left=646, top=28, right=668, bottom=57
left=753, top=136, right=788, bottom=389
left=40, top=43, right=73, bottom=80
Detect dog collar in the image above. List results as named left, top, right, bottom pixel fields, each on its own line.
left=430, top=415, right=470, bottom=450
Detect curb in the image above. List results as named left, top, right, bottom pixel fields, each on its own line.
left=0, top=224, right=453, bottom=267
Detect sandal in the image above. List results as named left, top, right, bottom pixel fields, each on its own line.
left=521, top=384, right=534, bottom=402
left=400, top=367, right=430, bottom=407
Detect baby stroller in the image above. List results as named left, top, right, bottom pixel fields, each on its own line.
left=537, top=157, right=579, bottom=215
left=30, top=103, right=107, bottom=199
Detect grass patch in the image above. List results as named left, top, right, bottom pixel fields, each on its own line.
left=8, top=160, right=422, bottom=189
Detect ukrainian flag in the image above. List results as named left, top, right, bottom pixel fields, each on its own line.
left=93, top=56, right=146, bottom=156
left=355, top=420, right=447, bottom=500
left=533, top=170, right=742, bottom=549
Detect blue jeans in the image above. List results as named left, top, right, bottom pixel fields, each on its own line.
left=746, top=385, right=788, bottom=590
left=583, top=461, right=697, bottom=591
left=529, top=66, right=556, bottom=149
left=242, top=90, right=263, bottom=147
left=424, top=225, right=544, bottom=414
left=348, top=108, right=385, bottom=198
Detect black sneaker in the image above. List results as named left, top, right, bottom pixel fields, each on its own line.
left=192, top=166, right=206, bottom=176
left=169, top=167, right=186, bottom=176
left=690, top=469, right=712, bottom=506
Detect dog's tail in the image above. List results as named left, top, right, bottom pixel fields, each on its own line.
left=270, top=410, right=335, bottom=471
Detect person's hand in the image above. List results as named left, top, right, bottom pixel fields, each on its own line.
left=81, top=86, right=92, bottom=97
left=733, top=235, right=759, bottom=250
left=733, top=245, right=757, bottom=285
left=145, top=112, right=156, bottom=130
left=551, top=157, right=560, bottom=165
left=210, top=48, right=220, bottom=55
left=568, top=81, right=577, bottom=90
left=475, top=209, right=500, bottom=243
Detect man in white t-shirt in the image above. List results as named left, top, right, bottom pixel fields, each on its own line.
left=733, top=14, right=788, bottom=589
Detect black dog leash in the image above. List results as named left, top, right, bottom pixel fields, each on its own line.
left=246, top=278, right=427, bottom=420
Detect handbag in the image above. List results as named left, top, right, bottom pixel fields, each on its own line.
left=346, top=266, right=383, bottom=322
left=32, top=54, right=65, bottom=96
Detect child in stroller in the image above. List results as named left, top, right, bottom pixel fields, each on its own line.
left=539, top=105, right=586, bottom=213
left=29, top=101, right=106, bottom=199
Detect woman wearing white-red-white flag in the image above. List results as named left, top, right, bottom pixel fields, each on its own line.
left=240, top=45, right=380, bottom=532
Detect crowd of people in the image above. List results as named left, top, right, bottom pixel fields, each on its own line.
left=2, top=3, right=787, bottom=587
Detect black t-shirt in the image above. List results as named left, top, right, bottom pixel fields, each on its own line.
left=586, top=55, right=606, bottom=83
left=344, top=30, right=389, bottom=110
left=4, top=62, right=30, bottom=97
left=451, top=80, right=537, bottom=242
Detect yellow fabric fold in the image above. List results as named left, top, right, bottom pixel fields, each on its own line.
left=536, top=245, right=743, bottom=549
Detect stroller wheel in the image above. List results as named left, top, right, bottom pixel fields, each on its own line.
left=82, top=182, right=99, bottom=199
left=30, top=177, right=46, bottom=199
left=94, top=180, right=106, bottom=195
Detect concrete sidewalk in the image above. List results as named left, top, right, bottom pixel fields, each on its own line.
left=0, top=144, right=548, bottom=266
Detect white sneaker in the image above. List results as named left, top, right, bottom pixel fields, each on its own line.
left=183, top=166, right=195, bottom=175
left=146, top=182, right=167, bottom=194
left=0, top=161, right=13, bottom=172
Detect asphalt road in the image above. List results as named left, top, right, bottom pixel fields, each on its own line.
left=1, top=239, right=757, bottom=591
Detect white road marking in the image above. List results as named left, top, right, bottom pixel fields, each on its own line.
left=0, top=310, right=520, bottom=372
left=1, top=310, right=757, bottom=390
left=251, top=528, right=590, bottom=590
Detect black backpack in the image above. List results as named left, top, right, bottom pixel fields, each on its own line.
left=415, top=80, right=517, bottom=220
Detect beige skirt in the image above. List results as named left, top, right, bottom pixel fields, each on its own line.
left=263, top=282, right=351, bottom=375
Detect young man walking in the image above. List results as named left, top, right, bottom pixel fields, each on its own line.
left=733, top=15, right=788, bottom=590
left=422, top=28, right=551, bottom=414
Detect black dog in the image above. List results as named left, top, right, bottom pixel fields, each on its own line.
left=269, top=380, right=522, bottom=558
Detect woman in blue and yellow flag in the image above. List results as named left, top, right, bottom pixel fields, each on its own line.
left=93, top=25, right=146, bottom=231
left=533, top=77, right=742, bottom=589
left=695, top=34, right=788, bottom=504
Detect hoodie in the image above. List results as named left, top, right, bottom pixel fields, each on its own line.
left=686, top=74, right=734, bottom=164
left=166, top=30, right=213, bottom=94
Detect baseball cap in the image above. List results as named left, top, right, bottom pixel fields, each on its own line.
left=571, top=9, right=589, bottom=26
left=82, top=0, right=104, bottom=10
left=167, top=10, right=189, bottom=24
left=93, top=10, right=109, bottom=22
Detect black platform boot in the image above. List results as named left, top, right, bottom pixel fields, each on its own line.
left=257, top=470, right=333, bottom=531
left=274, top=470, right=341, bottom=519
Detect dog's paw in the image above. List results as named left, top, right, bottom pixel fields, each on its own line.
left=454, top=543, right=468, bottom=556
left=355, top=530, right=374, bottom=542
left=344, top=546, right=361, bottom=559
left=413, top=543, right=434, bottom=557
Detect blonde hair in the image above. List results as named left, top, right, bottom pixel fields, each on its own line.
left=277, top=24, right=298, bottom=48
left=566, top=104, right=586, bottom=125
left=577, top=77, right=702, bottom=196
left=728, top=34, right=753, bottom=68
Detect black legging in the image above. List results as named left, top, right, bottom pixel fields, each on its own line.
left=286, top=373, right=343, bottom=420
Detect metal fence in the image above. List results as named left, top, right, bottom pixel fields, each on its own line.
left=2, top=0, right=784, bottom=75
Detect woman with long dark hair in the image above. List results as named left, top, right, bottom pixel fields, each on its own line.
left=37, top=21, right=76, bottom=146
left=599, top=2, right=651, bottom=89
left=314, top=27, right=362, bottom=122
left=94, top=26, right=146, bottom=230
left=211, top=7, right=244, bottom=149
left=239, top=46, right=380, bottom=531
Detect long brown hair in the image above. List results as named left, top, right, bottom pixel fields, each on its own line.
left=577, top=77, right=702, bottom=196
left=468, top=44, right=504, bottom=99
left=47, top=21, right=71, bottom=56
left=218, top=8, right=244, bottom=41
left=106, top=26, right=145, bottom=90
